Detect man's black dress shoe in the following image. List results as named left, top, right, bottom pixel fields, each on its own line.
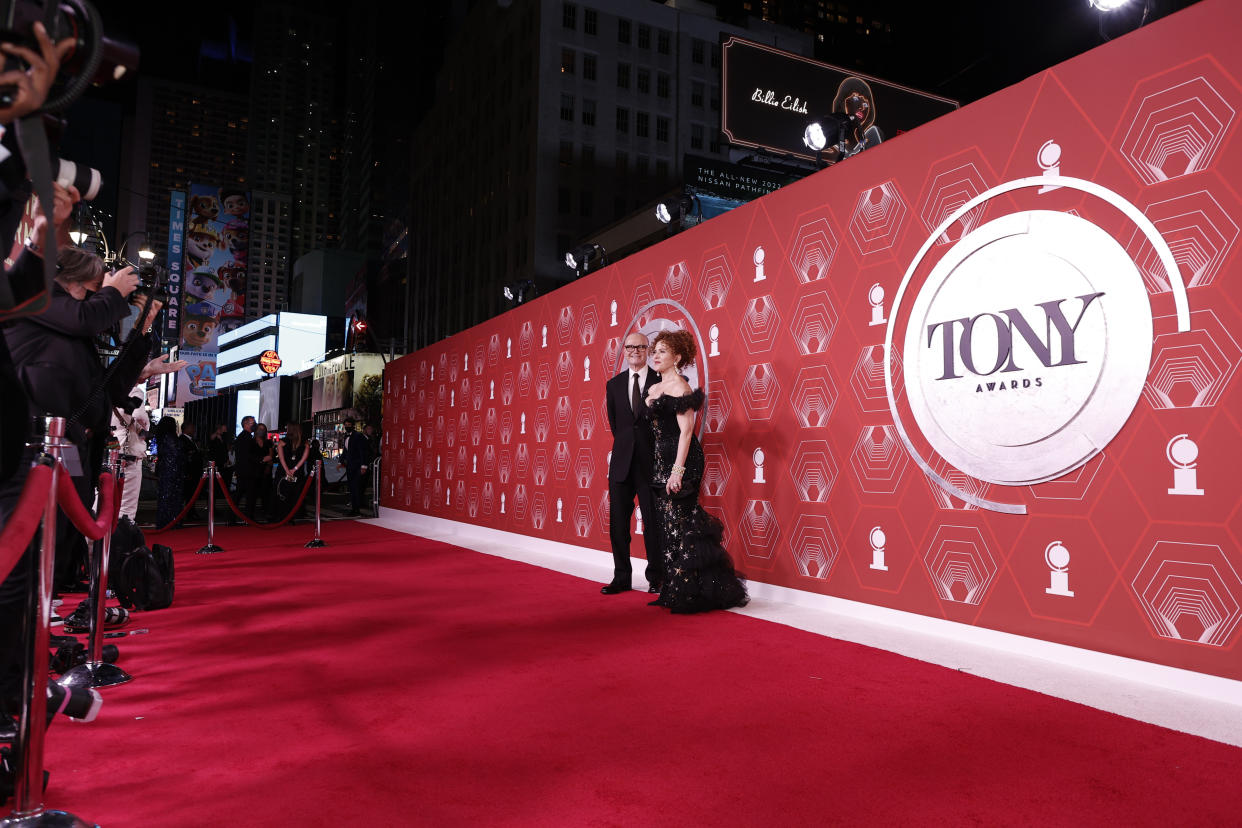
left=600, top=582, right=631, bottom=594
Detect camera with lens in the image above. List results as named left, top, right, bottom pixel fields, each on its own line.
left=0, top=0, right=139, bottom=114
left=129, top=261, right=167, bottom=307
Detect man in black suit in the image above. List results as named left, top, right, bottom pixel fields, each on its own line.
left=232, top=416, right=258, bottom=522
left=602, top=331, right=664, bottom=594
left=342, top=418, right=372, bottom=516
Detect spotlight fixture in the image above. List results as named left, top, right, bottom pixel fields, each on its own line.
left=564, top=243, right=607, bottom=276
left=1088, top=0, right=1131, bottom=9
left=803, top=122, right=828, bottom=152
left=504, top=279, right=536, bottom=305
left=654, top=193, right=703, bottom=228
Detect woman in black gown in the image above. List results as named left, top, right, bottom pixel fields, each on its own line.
left=644, top=329, right=748, bottom=614
left=153, top=416, right=184, bottom=528
left=274, top=422, right=312, bottom=522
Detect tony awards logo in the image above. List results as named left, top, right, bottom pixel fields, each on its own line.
left=887, top=177, right=1191, bottom=513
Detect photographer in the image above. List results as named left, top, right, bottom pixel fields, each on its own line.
left=0, top=187, right=183, bottom=719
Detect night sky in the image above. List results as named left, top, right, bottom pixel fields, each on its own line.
left=58, top=0, right=1200, bottom=242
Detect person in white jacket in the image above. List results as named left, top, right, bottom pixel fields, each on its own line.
left=110, top=386, right=150, bottom=521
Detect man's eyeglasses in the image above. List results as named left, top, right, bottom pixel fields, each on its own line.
left=623, top=344, right=648, bottom=352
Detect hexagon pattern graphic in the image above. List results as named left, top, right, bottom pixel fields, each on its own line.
left=1131, top=541, right=1242, bottom=646
left=1143, top=310, right=1241, bottom=408
left=788, top=514, right=841, bottom=580
left=788, top=217, right=838, bottom=284
left=790, top=291, right=839, bottom=357
left=578, top=302, right=599, bottom=346
left=698, top=253, right=734, bottom=311
left=1129, top=189, right=1239, bottom=293
left=701, top=442, right=732, bottom=498
left=789, top=440, right=839, bottom=503
left=917, top=160, right=991, bottom=245
left=703, top=379, right=733, bottom=434
left=740, top=295, right=782, bottom=353
left=1118, top=66, right=1237, bottom=185
left=738, top=500, right=781, bottom=562
left=790, top=366, right=839, bottom=428
left=850, top=345, right=903, bottom=413
left=556, top=305, right=575, bottom=347
left=922, top=453, right=991, bottom=510
left=849, top=425, right=909, bottom=495
left=923, top=525, right=999, bottom=605
left=740, top=363, right=782, bottom=421
left=664, top=261, right=692, bottom=305
left=848, top=180, right=909, bottom=256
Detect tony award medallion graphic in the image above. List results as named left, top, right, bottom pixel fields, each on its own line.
left=887, top=177, right=1191, bottom=513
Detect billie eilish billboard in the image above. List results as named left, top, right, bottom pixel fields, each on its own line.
left=170, top=183, right=251, bottom=406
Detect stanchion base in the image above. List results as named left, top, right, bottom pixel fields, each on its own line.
left=57, top=662, right=132, bottom=690
left=304, top=538, right=327, bottom=548
left=0, top=809, right=98, bottom=827
left=196, top=544, right=225, bottom=555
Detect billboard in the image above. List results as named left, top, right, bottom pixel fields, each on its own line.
left=164, top=190, right=186, bottom=343
left=721, top=37, right=958, bottom=161
left=170, top=183, right=251, bottom=406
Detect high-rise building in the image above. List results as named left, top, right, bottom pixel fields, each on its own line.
left=405, top=0, right=812, bottom=350
left=118, top=78, right=249, bottom=274
left=246, top=1, right=345, bottom=317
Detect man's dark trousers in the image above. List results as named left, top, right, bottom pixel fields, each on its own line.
left=605, top=369, right=664, bottom=588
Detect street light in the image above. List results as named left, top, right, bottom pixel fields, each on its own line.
left=115, top=231, right=155, bottom=265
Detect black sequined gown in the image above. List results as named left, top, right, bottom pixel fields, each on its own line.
left=646, top=388, right=748, bottom=614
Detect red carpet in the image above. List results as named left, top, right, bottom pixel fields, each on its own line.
left=33, top=522, right=1242, bottom=826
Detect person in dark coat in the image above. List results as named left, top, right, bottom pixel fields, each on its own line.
left=207, top=423, right=231, bottom=492
left=254, top=423, right=276, bottom=520
left=341, top=417, right=371, bottom=516
left=602, top=331, right=665, bottom=594
left=153, top=416, right=184, bottom=528
left=179, top=420, right=204, bottom=518
left=232, top=415, right=259, bottom=522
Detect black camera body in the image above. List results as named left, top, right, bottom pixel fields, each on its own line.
left=0, top=0, right=139, bottom=113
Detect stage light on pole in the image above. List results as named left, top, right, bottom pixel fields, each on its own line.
left=503, top=285, right=514, bottom=301
left=655, top=192, right=702, bottom=230
left=1088, top=0, right=1130, bottom=10
left=655, top=203, right=673, bottom=224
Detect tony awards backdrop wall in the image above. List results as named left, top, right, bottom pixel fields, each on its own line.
left=382, top=0, right=1242, bottom=684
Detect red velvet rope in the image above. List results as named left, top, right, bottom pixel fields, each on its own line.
left=146, top=472, right=209, bottom=535
left=55, top=469, right=116, bottom=541
left=213, top=470, right=315, bottom=530
left=0, top=463, right=54, bottom=584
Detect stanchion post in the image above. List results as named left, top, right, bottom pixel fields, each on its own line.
left=5, top=415, right=96, bottom=827
left=197, top=461, right=223, bottom=555
left=370, top=457, right=380, bottom=517
left=305, top=460, right=326, bottom=548
left=60, top=449, right=132, bottom=691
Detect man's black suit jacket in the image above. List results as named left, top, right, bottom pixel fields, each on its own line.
left=606, top=368, right=658, bottom=484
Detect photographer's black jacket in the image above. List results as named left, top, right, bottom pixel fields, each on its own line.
left=3, top=280, right=154, bottom=476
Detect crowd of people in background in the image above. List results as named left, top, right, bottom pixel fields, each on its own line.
left=110, top=409, right=380, bottom=530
